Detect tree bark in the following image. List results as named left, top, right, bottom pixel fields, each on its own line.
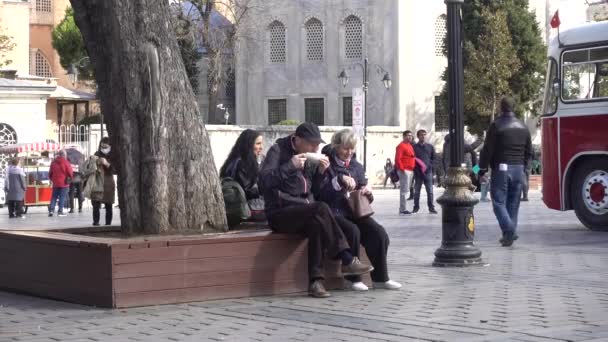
left=71, top=0, right=227, bottom=234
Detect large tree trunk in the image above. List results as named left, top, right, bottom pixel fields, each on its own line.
left=71, top=0, right=227, bottom=234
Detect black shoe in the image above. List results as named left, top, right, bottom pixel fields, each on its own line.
left=521, top=197, right=529, bottom=202
left=499, top=233, right=516, bottom=247
left=93, top=222, right=100, bottom=226
left=429, top=208, right=438, bottom=214
left=407, top=196, right=414, bottom=200
left=78, top=208, right=83, bottom=213
left=412, top=207, right=419, bottom=214
left=48, top=212, right=53, bottom=217
left=399, top=210, right=412, bottom=216
left=69, top=209, right=74, bottom=214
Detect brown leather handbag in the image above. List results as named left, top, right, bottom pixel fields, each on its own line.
left=347, top=190, right=374, bottom=219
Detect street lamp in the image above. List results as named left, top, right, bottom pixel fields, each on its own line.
left=66, top=56, right=90, bottom=85
left=338, top=58, right=392, bottom=172
left=433, top=0, right=483, bottom=267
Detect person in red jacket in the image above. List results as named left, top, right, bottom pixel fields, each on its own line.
left=48, top=150, right=74, bottom=217
left=394, top=130, right=416, bottom=215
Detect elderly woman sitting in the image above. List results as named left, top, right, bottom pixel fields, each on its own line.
left=318, top=129, right=402, bottom=291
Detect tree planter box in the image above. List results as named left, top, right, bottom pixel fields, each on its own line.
left=0, top=228, right=369, bottom=308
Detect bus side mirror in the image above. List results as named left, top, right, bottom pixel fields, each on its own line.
left=552, top=79, right=560, bottom=96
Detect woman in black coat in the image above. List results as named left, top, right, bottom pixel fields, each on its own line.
left=318, top=129, right=401, bottom=291
left=219, top=129, right=265, bottom=221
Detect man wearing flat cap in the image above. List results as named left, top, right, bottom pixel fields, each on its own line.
left=260, top=122, right=373, bottom=298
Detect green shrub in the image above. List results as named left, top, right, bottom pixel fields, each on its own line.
left=79, top=114, right=103, bottom=126
left=275, top=119, right=300, bottom=126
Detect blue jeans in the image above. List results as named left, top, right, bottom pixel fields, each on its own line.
left=490, top=165, right=524, bottom=237
left=49, top=187, right=69, bottom=214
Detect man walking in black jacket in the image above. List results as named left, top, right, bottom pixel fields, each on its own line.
left=413, top=129, right=437, bottom=214
left=479, top=97, right=532, bottom=247
left=259, top=123, right=373, bottom=298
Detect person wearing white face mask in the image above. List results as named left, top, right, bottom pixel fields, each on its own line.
left=92, top=137, right=116, bottom=226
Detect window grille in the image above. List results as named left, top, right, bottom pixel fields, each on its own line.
left=344, top=15, right=363, bottom=59
left=435, top=15, right=447, bottom=57
left=34, top=51, right=53, bottom=78
left=306, top=18, right=323, bottom=61
left=36, top=0, right=52, bottom=12
left=269, top=21, right=286, bottom=63
left=0, top=123, right=18, bottom=176
left=268, top=99, right=287, bottom=125
left=343, top=97, right=352, bottom=126
left=435, top=96, right=449, bottom=131
left=305, top=98, right=324, bottom=126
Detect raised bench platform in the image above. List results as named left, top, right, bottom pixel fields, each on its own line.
left=0, top=228, right=369, bottom=308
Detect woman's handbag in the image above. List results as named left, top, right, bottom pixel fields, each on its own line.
left=347, top=190, right=374, bottom=219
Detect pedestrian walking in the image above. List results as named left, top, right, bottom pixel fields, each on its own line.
left=480, top=170, right=491, bottom=202
left=522, top=163, right=532, bottom=201
left=412, top=129, right=437, bottom=214
left=479, top=96, right=532, bottom=247
left=383, top=158, right=396, bottom=189
left=4, top=157, right=26, bottom=218
left=395, top=130, right=416, bottom=215
left=48, top=150, right=73, bottom=217
left=259, top=122, right=373, bottom=298
left=319, top=129, right=402, bottom=292
left=91, top=138, right=116, bottom=226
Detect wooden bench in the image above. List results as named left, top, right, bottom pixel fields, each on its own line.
left=0, top=227, right=370, bottom=308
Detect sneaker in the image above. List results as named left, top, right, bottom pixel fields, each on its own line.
left=350, top=281, right=369, bottom=291
left=17, top=215, right=26, bottom=219
left=341, top=257, right=374, bottom=276
left=57, top=212, right=67, bottom=217
left=429, top=208, right=438, bottom=214
left=373, top=280, right=403, bottom=290
left=399, top=210, right=412, bottom=216
left=309, top=280, right=331, bottom=298
left=412, top=207, right=420, bottom=214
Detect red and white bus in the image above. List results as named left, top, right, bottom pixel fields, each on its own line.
left=541, top=21, right=608, bottom=230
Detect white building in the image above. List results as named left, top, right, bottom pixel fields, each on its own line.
left=234, top=0, right=557, bottom=133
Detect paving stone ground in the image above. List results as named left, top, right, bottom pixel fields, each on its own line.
left=1, top=189, right=608, bottom=342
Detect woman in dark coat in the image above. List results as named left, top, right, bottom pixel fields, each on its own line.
left=219, top=129, right=265, bottom=222
left=5, top=157, right=26, bottom=218
left=92, top=137, right=116, bottom=226
left=318, top=129, right=401, bottom=291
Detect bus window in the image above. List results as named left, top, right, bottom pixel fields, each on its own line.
left=542, top=58, right=558, bottom=115
left=562, top=46, right=608, bottom=101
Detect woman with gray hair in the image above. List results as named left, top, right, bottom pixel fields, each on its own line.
left=318, top=129, right=402, bottom=291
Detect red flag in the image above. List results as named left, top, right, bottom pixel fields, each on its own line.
left=550, top=10, right=561, bottom=29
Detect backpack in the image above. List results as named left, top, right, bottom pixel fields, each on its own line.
left=221, top=177, right=250, bottom=228
left=81, top=156, right=98, bottom=179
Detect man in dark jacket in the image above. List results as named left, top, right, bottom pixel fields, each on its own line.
left=479, top=97, right=532, bottom=247
left=412, top=129, right=437, bottom=214
left=259, top=123, right=373, bottom=298
left=48, top=150, right=74, bottom=217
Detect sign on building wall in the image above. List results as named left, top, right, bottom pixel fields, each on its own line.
left=352, top=88, right=364, bottom=138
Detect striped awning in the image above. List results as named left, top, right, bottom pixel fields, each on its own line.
left=0, top=142, right=62, bottom=154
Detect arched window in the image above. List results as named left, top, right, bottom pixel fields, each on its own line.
left=435, top=15, right=447, bottom=57
left=305, top=18, right=323, bottom=61
left=344, top=15, right=363, bottom=60
left=36, top=0, right=52, bottom=12
left=0, top=123, right=18, bottom=176
left=33, top=50, right=53, bottom=78
left=268, top=21, right=286, bottom=63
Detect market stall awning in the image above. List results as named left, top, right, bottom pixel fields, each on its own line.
left=0, top=142, right=62, bottom=154
left=49, top=86, right=96, bottom=101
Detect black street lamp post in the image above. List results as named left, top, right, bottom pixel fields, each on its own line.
left=338, top=58, right=392, bottom=172
left=433, top=0, right=483, bottom=267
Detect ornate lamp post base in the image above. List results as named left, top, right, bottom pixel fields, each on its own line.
left=433, top=166, right=484, bottom=267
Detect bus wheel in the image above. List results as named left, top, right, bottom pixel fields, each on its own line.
left=571, top=158, right=608, bottom=231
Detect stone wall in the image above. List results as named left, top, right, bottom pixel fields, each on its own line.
left=206, top=125, right=461, bottom=185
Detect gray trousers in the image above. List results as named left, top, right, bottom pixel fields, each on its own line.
left=398, top=170, right=413, bottom=212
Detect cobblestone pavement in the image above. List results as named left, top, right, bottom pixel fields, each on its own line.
left=1, top=189, right=608, bottom=342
